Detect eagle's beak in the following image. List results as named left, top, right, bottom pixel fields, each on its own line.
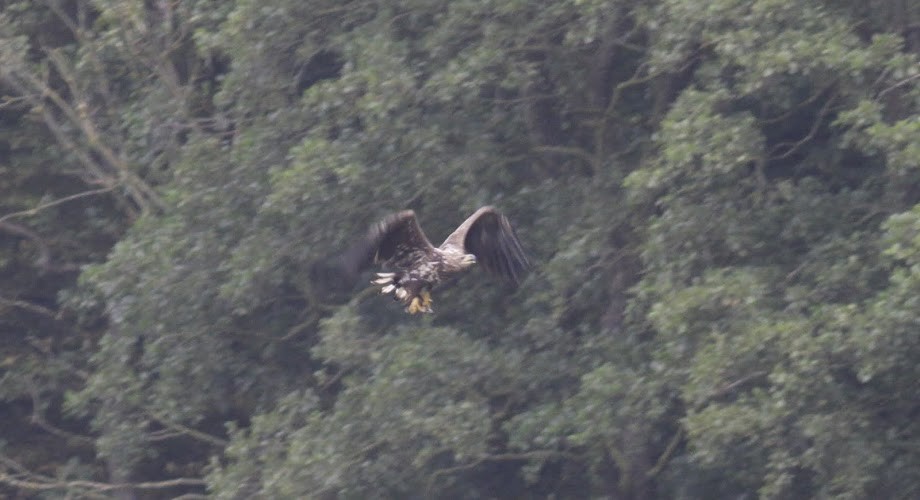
left=462, top=254, right=477, bottom=266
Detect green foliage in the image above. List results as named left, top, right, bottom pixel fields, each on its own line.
left=0, top=0, right=918, bottom=498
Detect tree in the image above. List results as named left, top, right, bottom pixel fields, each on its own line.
left=0, top=0, right=918, bottom=498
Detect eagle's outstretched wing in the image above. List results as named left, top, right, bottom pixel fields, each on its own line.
left=441, top=206, right=531, bottom=285
left=342, top=210, right=435, bottom=275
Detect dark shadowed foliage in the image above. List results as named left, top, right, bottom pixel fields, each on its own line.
left=0, top=0, right=918, bottom=498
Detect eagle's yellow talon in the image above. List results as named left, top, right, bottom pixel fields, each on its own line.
left=407, top=297, right=421, bottom=314
left=420, top=289, right=432, bottom=308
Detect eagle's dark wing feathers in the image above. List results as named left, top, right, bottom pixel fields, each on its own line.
left=342, top=210, right=434, bottom=274
left=441, top=206, right=531, bottom=285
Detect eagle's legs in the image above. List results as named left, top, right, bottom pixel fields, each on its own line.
left=406, top=289, right=433, bottom=314
left=419, top=289, right=433, bottom=310
left=374, top=273, right=432, bottom=314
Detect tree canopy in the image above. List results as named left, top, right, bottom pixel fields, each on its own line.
left=1, top=0, right=919, bottom=498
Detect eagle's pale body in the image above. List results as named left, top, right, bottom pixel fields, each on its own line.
left=344, top=206, right=530, bottom=314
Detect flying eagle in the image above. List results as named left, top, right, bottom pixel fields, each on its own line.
left=343, top=206, right=531, bottom=314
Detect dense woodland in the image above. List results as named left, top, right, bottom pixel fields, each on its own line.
left=1, top=0, right=919, bottom=498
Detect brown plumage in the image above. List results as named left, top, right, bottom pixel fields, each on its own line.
left=343, top=206, right=530, bottom=313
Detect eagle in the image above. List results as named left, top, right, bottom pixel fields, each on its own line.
left=342, top=206, right=531, bottom=314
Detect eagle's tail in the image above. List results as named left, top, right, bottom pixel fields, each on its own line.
left=373, top=273, right=406, bottom=299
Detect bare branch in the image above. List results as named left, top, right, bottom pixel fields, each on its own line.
left=768, top=94, right=837, bottom=161
left=0, top=453, right=34, bottom=476
left=3, top=54, right=164, bottom=213
left=146, top=411, right=229, bottom=448
left=42, top=0, right=82, bottom=41
left=761, top=83, right=836, bottom=124
left=485, top=93, right=560, bottom=105
left=633, top=370, right=771, bottom=482
left=695, top=371, right=770, bottom=409
left=646, top=428, right=683, bottom=479
left=0, top=221, right=52, bottom=267
left=594, top=63, right=647, bottom=163
left=878, top=72, right=920, bottom=98
left=592, top=44, right=705, bottom=163
left=282, top=318, right=315, bottom=341
left=42, top=0, right=119, bottom=117
left=31, top=100, right=121, bottom=189
left=26, top=383, right=96, bottom=445
left=0, top=455, right=107, bottom=498
left=0, top=95, right=30, bottom=110
left=0, top=472, right=206, bottom=494
left=532, top=145, right=598, bottom=171
left=0, top=187, right=115, bottom=225
left=427, top=450, right=579, bottom=494
left=30, top=414, right=96, bottom=445
left=1, top=451, right=206, bottom=494
left=0, top=295, right=58, bottom=318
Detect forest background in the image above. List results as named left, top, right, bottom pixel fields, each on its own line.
left=1, top=0, right=919, bottom=498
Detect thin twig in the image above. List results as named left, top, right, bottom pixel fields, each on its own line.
left=761, top=83, right=835, bottom=124
left=30, top=416, right=96, bottom=445
left=427, top=450, right=578, bottom=494
left=145, top=411, right=229, bottom=448
left=878, top=73, right=920, bottom=98
left=696, top=371, right=769, bottom=409
left=768, top=94, right=837, bottom=161
left=532, top=145, right=598, bottom=171
left=28, top=388, right=95, bottom=445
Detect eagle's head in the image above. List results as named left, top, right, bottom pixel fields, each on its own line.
left=460, top=253, right=477, bottom=268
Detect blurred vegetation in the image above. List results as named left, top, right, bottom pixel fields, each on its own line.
left=0, top=0, right=918, bottom=498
